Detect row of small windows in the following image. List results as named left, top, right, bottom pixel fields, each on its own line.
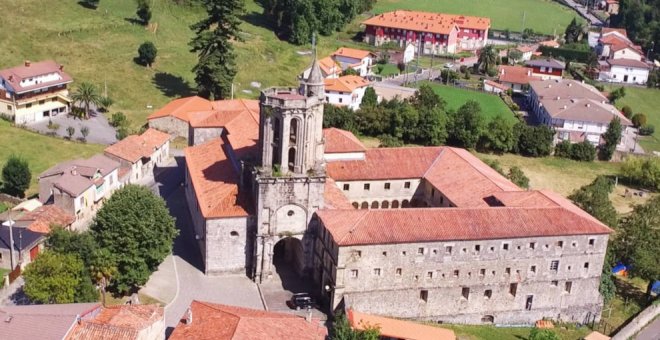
left=415, top=282, right=571, bottom=305
left=343, top=181, right=412, bottom=191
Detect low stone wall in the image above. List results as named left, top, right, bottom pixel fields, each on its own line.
left=0, top=193, right=24, bottom=205
left=612, top=302, right=660, bottom=340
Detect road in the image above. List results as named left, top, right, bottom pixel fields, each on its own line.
left=560, top=0, right=604, bottom=26
left=635, top=316, right=660, bottom=340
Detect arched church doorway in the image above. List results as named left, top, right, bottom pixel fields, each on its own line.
left=273, top=237, right=304, bottom=278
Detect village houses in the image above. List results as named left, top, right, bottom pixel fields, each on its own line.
left=104, top=128, right=171, bottom=184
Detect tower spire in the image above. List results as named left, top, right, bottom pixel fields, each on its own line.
left=303, top=32, right=324, bottom=98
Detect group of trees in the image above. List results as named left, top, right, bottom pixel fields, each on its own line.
left=263, top=0, right=375, bottom=44
left=324, top=84, right=554, bottom=158
left=611, top=0, right=660, bottom=61
left=564, top=18, right=587, bottom=44
left=554, top=140, right=597, bottom=161
left=620, top=156, right=660, bottom=190
left=22, top=185, right=178, bottom=304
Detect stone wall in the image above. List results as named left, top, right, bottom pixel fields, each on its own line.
left=148, top=117, right=189, bottom=140
left=192, top=127, right=223, bottom=146
left=206, top=216, right=251, bottom=275
left=333, top=178, right=424, bottom=209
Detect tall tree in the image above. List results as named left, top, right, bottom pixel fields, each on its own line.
left=23, top=251, right=96, bottom=304
left=91, top=185, right=178, bottom=294
left=137, top=41, right=158, bottom=67
left=448, top=100, right=485, bottom=149
left=1, top=155, right=31, bottom=198
left=190, top=0, right=244, bottom=99
left=361, top=87, right=378, bottom=109
left=136, top=0, right=152, bottom=25
left=517, top=124, right=554, bottom=157
left=410, top=84, right=448, bottom=145
left=70, top=82, right=101, bottom=119
left=569, top=176, right=618, bottom=228
left=599, top=117, right=622, bottom=161
left=482, top=115, right=516, bottom=154
left=478, top=45, right=498, bottom=74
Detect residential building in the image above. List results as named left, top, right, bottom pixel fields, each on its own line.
left=497, top=65, right=540, bottom=93
left=511, top=45, right=536, bottom=62
left=104, top=128, right=171, bottom=184
left=0, top=303, right=164, bottom=340
left=302, top=56, right=342, bottom=79
left=182, top=57, right=612, bottom=325
left=362, top=10, right=490, bottom=53
left=38, top=155, right=120, bottom=224
left=483, top=80, right=509, bottom=94
left=0, top=60, right=73, bottom=124
left=604, top=0, right=619, bottom=15
left=147, top=96, right=214, bottom=139
left=525, top=58, right=565, bottom=80
left=331, top=48, right=376, bottom=77
left=169, top=300, right=327, bottom=340
left=324, top=75, right=371, bottom=110
left=528, top=79, right=632, bottom=145
left=0, top=224, right=44, bottom=270
left=14, top=204, right=75, bottom=233
left=538, top=40, right=560, bottom=48
left=348, top=309, right=456, bottom=340
left=596, top=30, right=643, bottom=61
left=598, top=58, right=651, bottom=84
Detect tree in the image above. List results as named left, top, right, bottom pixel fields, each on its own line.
left=554, top=140, right=573, bottom=159
left=516, top=124, right=554, bottom=157
left=81, top=0, right=100, bottom=9
left=190, top=0, right=244, bottom=99
left=620, top=156, right=660, bottom=190
left=47, top=227, right=100, bottom=268
left=507, top=49, right=523, bottom=63
left=80, top=126, right=90, bottom=142
left=137, top=41, right=158, bottom=67
left=599, top=117, right=622, bottom=161
left=616, top=196, right=660, bottom=295
left=66, top=126, right=76, bottom=139
left=564, top=17, right=586, bottom=43
left=361, top=87, right=378, bottom=109
left=91, top=185, right=178, bottom=293
left=621, top=105, right=633, bottom=118
left=508, top=166, right=530, bottom=189
left=341, top=68, right=359, bottom=76
left=528, top=328, right=561, bottom=340
left=570, top=141, right=596, bottom=161
left=136, top=0, right=152, bottom=25
left=110, top=112, right=129, bottom=128
left=2, top=155, right=31, bottom=198
left=608, top=86, right=626, bottom=104
left=482, top=115, right=516, bottom=154
left=331, top=313, right=380, bottom=340
left=23, top=251, right=95, bottom=304
left=448, top=100, right=484, bottom=149
left=478, top=45, right=497, bottom=74
left=324, top=104, right=355, bottom=131
left=89, top=248, right=117, bottom=306
left=631, top=113, right=647, bottom=127
left=569, top=176, right=618, bottom=228
left=70, top=82, right=101, bottom=119
left=98, top=96, right=114, bottom=112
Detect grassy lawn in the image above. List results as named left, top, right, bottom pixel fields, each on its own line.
left=424, top=83, right=517, bottom=123
left=103, top=292, right=164, bottom=307
left=598, top=276, right=650, bottom=336
left=373, top=0, right=582, bottom=35
left=376, top=63, right=400, bottom=76
left=606, top=86, right=660, bottom=153
left=0, top=120, right=104, bottom=196
left=444, top=324, right=590, bottom=340
left=0, top=202, right=9, bottom=214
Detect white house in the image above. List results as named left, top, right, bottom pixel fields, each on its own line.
left=331, top=47, right=376, bottom=77
left=528, top=79, right=632, bottom=146
left=324, top=75, right=371, bottom=111
left=301, top=56, right=342, bottom=79
left=104, top=128, right=171, bottom=184
left=598, top=58, right=650, bottom=84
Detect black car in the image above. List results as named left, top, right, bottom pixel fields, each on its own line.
left=290, top=293, right=314, bottom=310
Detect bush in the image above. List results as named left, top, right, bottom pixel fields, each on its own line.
left=47, top=120, right=60, bottom=131
left=508, top=166, right=530, bottom=189
left=116, top=127, right=129, bottom=140
left=517, top=124, right=554, bottom=157
left=2, top=155, right=31, bottom=198
left=632, top=113, right=647, bottom=128
left=639, top=125, right=655, bottom=136
left=459, top=65, right=468, bottom=73
left=486, top=67, right=497, bottom=77
left=98, top=96, right=114, bottom=112
left=377, top=134, right=404, bottom=147
left=620, top=156, right=660, bottom=190
left=66, top=126, right=75, bottom=139
left=80, top=126, right=90, bottom=142
left=570, top=141, right=596, bottom=161
left=555, top=140, right=573, bottom=158
left=621, top=105, right=633, bottom=118
left=110, top=112, right=129, bottom=128
left=137, top=41, right=157, bottom=67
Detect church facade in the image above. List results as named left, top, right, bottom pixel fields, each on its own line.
left=178, top=58, right=612, bottom=325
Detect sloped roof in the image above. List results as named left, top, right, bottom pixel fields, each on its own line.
left=324, top=178, right=354, bottom=209
left=0, top=303, right=100, bottom=340
left=327, top=147, right=444, bottom=181
left=316, top=205, right=612, bottom=246
left=65, top=304, right=164, bottom=340
left=323, top=128, right=366, bottom=154
left=39, top=155, right=120, bottom=197
left=184, top=138, right=251, bottom=219
left=526, top=58, right=566, bottom=69
left=332, top=47, right=375, bottom=60
left=363, top=10, right=489, bottom=33
left=498, top=65, right=540, bottom=85
left=324, top=75, right=370, bottom=93
left=348, top=309, right=455, bottom=340
left=169, top=300, right=327, bottom=340
left=607, top=58, right=650, bottom=69
left=147, top=96, right=213, bottom=121
left=0, top=225, right=44, bottom=250
left=484, top=79, right=509, bottom=91
left=104, top=128, right=170, bottom=163
left=15, top=205, right=75, bottom=233
left=0, top=60, right=73, bottom=94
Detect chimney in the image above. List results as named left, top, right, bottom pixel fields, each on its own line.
left=8, top=75, right=13, bottom=82
left=185, top=307, right=193, bottom=325
left=59, top=64, right=64, bottom=71
left=24, top=60, right=31, bottom=67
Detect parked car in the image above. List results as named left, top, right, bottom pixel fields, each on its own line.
left=443, top=62, right=455, bottom=69
left=290, top=293, right=314, bottom=310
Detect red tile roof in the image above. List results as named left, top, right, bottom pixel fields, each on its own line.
left=498, top=65, right=540, bottom=85
left=0, top=60, right=73, bottom=94
left=332, top=47, right=375, bottom=61
left=0, top=303, right=100, bottom=340
left=348, top=309, right=455, bottom=340
left=327, top=147, right=444, bottom=180
left=66, top=304, right=163, bottom=340
left=184, top=138, right=251, bottom=219
left=324, top=178, right=354, bottom=209
left=324, top=75, right=370, bottom=93
left=317, top=206, right=612, bottom=246
left=323, top=128, right=366, bottom=154
left=147, top=96, right=214, bottom=121
left=15, top=205, right=75, bottom=234
left=607, top=58, right=650, bottom=69
left=104, top=128, right=170, bottom=163
left=602, top=27, right=627, bottom=37
left=538, top=40, right=560, bottom=48
left=364, top=10, right=489, bottom=33
left=169, top=301, right=327, bottom=340
left=484, top=79, right=509, bottom=91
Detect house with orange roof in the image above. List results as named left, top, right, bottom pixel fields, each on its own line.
left=169, top=300, right=327, bottom=340
left=331, top=47, right=377, bottom=77
left=104, top=128, right=171, bottom=184
left=594, top=28, right=650, bottom=84
left=0, top=60, right=73, bottom=124
left=347, top=309, right=456, bottom=340
left=363, top=10, right=490, bottom=53
left=497, top=65, right=541, bottom=93
left=181, top=57, right=613, bottom=326
left=324, top=75, right=371, bottom=110
left=302, top=56, right=342, bottom=79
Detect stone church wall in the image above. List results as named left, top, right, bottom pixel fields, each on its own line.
left=148, top=117, right=189, bottom=140
left=191, top=127, right=224, bottom=146
left=206, top=216, right=251, bottom=275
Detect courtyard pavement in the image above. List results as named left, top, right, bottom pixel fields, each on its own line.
left=26, top=110, right=117, bottom=145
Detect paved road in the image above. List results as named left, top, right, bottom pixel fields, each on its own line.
left=636, top=316, right=660, bottom=340
left=561, top=0, right=604, bottom=26
left=26, top=110, right=117, bottom=145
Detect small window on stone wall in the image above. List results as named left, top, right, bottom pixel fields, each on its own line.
left=484, top=289, right=492, bottom=299
left=230, top=231, right=239, bottom=238
left=420, top=290, right=428, bottom=302
left=396, top=268, right=402, bottom=276
left=287, top=210, right=294, bottom=216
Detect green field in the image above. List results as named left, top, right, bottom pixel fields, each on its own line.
left=425, top=84, right=518, bottom=123
left=445, top=324, right=590, bottom=340
left=607, top=86, right=660, bottom=153
left=373, top=0, right=581, bottom=35
left=0, top=120, right=104, bottom=196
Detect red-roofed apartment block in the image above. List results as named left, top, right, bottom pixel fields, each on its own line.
left=363, top=10, right=490, bottom=53
left=180, top=57, right=614, bottom=326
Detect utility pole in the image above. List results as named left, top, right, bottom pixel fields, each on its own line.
left=521, top=11, right=526, bottom=42
left=3, top=211, right=16, bottom=270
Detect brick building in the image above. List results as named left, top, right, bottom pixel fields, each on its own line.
left=181, top=57, right=612, bottom=325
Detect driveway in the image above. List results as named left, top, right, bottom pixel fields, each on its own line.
left=26, top=111, right=117, bottom=145
left=636, top=316, right=660, bottom=340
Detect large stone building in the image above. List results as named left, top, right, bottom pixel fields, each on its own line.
left=177, top=57, right=612, bottom=325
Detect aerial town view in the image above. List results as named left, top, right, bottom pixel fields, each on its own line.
left=0, top=0, right=659, bottom=339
